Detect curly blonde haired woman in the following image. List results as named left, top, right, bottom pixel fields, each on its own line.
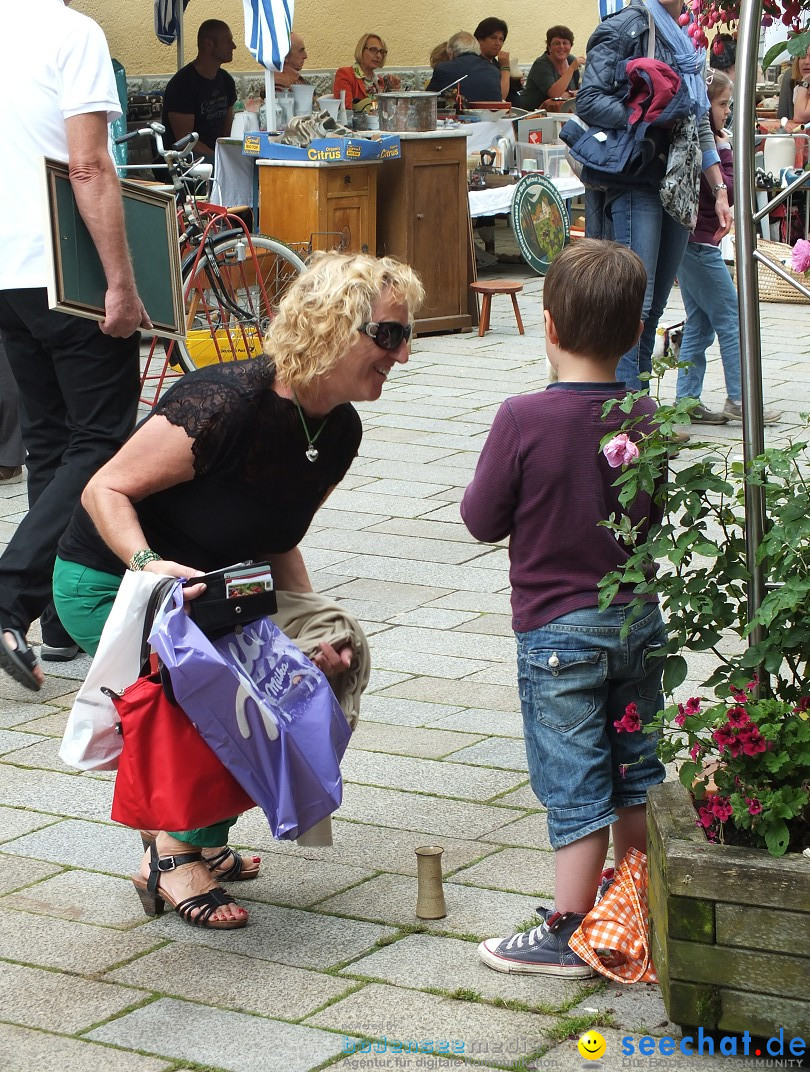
left=52, top=251, right=423, bottom=932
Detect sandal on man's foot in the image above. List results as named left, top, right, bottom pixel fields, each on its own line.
left=132, top=842, right=248, bottom=930
left=139, top=831, right=261, bottom=881
left=0, top=628, right=42, bottom=692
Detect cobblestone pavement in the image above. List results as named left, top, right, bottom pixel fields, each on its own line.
left=0, top=269, right=807, bottom=1072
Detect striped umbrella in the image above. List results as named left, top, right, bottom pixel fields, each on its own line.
left=243, top=0, right=294, bottom=130
left=242, top=0, right=293, bottom=71
left=154, top=0, right=190, bottom=45
left=598, top=0, right=626, bottom=19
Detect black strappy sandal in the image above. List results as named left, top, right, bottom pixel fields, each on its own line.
left=139, top=831, right=261, bottom=882
left=132, top=842, right=248, bottom=930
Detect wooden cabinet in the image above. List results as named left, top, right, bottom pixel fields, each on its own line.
left=257, top=163, right=377, bottom=254
left=376, top=135, right=472, bottom=334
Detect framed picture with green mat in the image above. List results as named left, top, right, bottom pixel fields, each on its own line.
left=510, top=173, right=569, bottom=276
left=42, top=158, right=185, bottom=339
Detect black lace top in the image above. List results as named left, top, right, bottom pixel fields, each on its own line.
left=57, top=359, right=362, bottom=577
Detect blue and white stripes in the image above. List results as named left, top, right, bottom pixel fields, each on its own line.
left=598, top=0, right=627, bottom=20
left=242, top=0, right=293, bottom=71
left=154, top=0, right=188, bottom=46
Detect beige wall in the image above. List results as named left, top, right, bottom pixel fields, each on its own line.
left=70, top=1, right=599, bottom=77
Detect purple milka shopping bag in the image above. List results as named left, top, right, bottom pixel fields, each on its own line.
left=149, top=586, right=351, bottom=840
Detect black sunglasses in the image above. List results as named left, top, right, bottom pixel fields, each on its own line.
left=359, top=321, right=413, bottom=351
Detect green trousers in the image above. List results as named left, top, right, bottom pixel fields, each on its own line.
left=53, top=556, right=237, bottom=847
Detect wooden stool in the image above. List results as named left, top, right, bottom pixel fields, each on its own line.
left=470, top=280, right=525, bottom=337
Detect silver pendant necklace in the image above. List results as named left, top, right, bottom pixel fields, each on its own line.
left=293, top=392, right=328, bottom=462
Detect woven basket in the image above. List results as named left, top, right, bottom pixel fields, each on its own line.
left=757, top=239, right=810, bottom=304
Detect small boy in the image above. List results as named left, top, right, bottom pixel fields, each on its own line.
left=461, top=239, right=667, bottom=978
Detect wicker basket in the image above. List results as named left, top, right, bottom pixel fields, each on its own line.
left=757, top=239, right=810, bottom=304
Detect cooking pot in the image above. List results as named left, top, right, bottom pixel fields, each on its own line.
left=377, top=92, right=437, bottom=132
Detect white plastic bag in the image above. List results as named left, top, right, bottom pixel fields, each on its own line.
left=59, top=570, right=170, bottom=771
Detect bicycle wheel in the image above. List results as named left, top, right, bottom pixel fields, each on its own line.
left=173, top=232, right=305, bottom=374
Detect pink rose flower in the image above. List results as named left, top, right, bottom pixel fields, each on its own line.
left=791, top=238, right=810, bottom=275
left=603, top=433, right=640, bottom=468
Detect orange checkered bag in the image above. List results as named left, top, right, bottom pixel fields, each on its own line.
left=568, top=847, right=657, bottom=984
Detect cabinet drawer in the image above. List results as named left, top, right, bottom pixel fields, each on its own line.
left=326, top=167, right=369, bottom=196
left=405, top=138, right=464, bottom=164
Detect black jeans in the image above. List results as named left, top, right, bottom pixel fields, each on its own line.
left=0, top=288, right=139, bottom=639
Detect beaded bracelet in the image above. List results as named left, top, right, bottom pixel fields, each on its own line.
left=129, top=548, right=162, bottom=571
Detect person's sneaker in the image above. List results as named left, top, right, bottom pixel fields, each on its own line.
left=723, top=398, right=782, bottom=425
left=40, top=643, right=80, bottom=662
left=478, top=911, right=596, bottom=977
left=690, top=403, right=728, bottom=425
left=0, top=465, right=23, bottom=485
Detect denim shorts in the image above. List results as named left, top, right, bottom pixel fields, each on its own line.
left=516, top=603, right=667, bottom=849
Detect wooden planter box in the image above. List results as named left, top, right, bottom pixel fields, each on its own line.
left=647, top=781, right=810, bottom=1036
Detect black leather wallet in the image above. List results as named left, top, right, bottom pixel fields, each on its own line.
left=185, top=561, right=277, bottom=639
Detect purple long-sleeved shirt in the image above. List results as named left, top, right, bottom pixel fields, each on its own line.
left=461, top=383, right=663, bottom=633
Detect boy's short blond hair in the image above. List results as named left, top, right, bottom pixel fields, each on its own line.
left=543, top=239, right=647, bottom=362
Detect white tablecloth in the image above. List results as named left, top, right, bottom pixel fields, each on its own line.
left=468, top=175, right=585, bottom=218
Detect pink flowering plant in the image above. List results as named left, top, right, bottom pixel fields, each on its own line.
left=791, top=238, right=810, bottom=276
left=597, top=363, right=810, bottom=857
left=615, top=681, right=810, bottom=857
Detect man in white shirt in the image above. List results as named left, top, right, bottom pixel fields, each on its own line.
left=0, top=0, right=149, bottom=691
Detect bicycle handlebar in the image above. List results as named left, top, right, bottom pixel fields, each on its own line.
left=114, top=122, right=203, bottom=197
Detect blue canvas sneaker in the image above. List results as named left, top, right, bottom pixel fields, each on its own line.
left=478, top=911, right=596, bottom=977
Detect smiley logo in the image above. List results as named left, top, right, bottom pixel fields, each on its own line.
left=577, top=1030, right=607, bottom=1060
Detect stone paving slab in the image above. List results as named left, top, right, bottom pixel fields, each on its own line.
left=350, top=720, right=484, bottom=759
left=341, top=934, right=591, bottom=1010
left=229, top=852, right=374, bottom=908
left=304, top=528, right=488, bottom=566
left=3, top=868, right=150, bottom=928
left=0, top=699, right=63, bottom=728
left=449, top=847, right=555, bottom=897
left=9, top=710, right=67, bottom=736
left=107, top=942, right=357, bottom=1019
left=0, top=806, right=59, bottom=842
left=446, top=738, right=529, bottom=773
left=388, top=608, right=481, bottom=629
left=492, top=783, right=543, bottom=809
left=0, top=960, right=143, bottom=1032
left=342, top=752, right=523, bottom=801
left=334, top=785, right=521, bottom=839
left=0, top=851, right=63, bottom=895
left=0, top=764, right=112, bottom=821
left=0, top=1023, right=172, bottom=1072
left=88, top=997, right=354, bottom=1072
left=4, top=817, right=144, bottom=876
left=379, top=678, right=520, bottom=713
left=234, top=813, right=496, bottom=877
left=359, top=696, right=465, bottom=727
left=316, top=874, right=536, bottom=940
left=326, top=578, right=452, bottom=611
left=0, top=734, right=63, bottom=768
left=371, top=626, right=515, bottom=663
left=569, top=981, right=680, bottom=1036
left=306, top=982, right=554, bottom=1056
left=0, top=904, right=160, bottom=972
left=0, top=728, right=47, bottom=755
left=148, top=900, right=394, bottom=969
left=424, top=709, right=524, bottom=738
left=481, top=813, right=553, bottom=851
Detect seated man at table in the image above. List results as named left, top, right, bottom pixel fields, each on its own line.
left=274, top=32, right=309, bottom=88
left=426, top=31, right=501, bottom=103
left=161, top=19, right=237, bottom=164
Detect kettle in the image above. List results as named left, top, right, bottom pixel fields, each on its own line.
left=495, top=136, right=514, bottom=173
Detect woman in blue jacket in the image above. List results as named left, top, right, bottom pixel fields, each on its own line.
left=577, top=0, right=732, bottom=391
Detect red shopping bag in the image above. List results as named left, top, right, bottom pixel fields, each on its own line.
left=109, top=668, right=255, bottom=830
